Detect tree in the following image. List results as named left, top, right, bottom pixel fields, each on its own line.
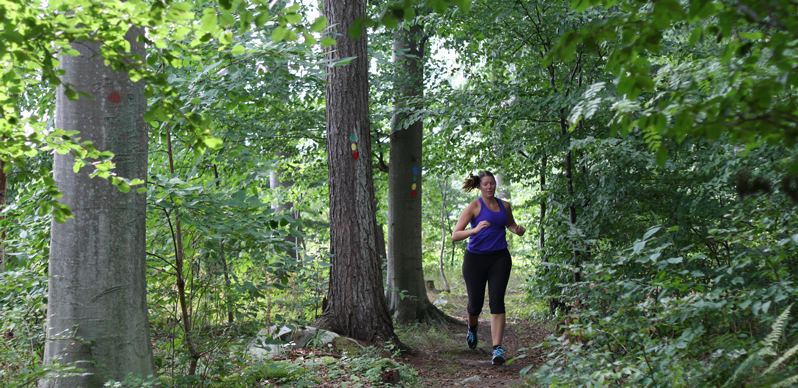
left=314, top=0, right=398, bottom=343
left=385, top=21, right=453, bottom=323
left=41, top=27, right=156, bottom=387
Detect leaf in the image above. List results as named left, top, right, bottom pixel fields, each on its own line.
left=64, top=89, right=79, bottom=101
left=200, top=9, right=218, bottom=33
left=231, top=45, right=245, bottom=55
left=203, top=137, right=223, bottom=149
left=310, top=16, right=328, bottom=32
left=382, top=14, right=398, bottom=29
left=303, top=32, right=316, bottom=45
left=330, top=56, right=355, bottom=67
left=643, top=226, right=661, bottom=240
left=348, top=17, right=365, bottom=39
left=656, top=147, right=668, bottom=167
left=285, top=13, right=301, bottom=24
left=321, top=37, right=336, bottom=47
left=255, top=11, right=270, bottom=27
left=272, top=26, right=288, bottom=41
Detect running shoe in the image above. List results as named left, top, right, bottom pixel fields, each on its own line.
left=466, top=325, right=478, bottom=349
left=491, top=345, right=506, bottom=365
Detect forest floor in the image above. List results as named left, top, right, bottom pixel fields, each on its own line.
left=394, top=286, right=552, bottom=388
left=260, top=269, right=552, bottom=387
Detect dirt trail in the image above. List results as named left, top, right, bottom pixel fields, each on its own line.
left=398, top=291, right=551, bottom=387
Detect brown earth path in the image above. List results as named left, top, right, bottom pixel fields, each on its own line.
left=397, top=290, right=552, bottom=387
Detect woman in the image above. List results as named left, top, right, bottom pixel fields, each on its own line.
left=452, top=170, right=525, bottom=365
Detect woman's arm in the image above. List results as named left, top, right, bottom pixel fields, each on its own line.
left=452, top=201, right=489, bottom=242
left=504, top=201, right=526, bottom=236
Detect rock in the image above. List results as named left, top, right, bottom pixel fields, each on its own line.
left=460, top=375, right=481, bottom=385
left=246, top=325, right=340, bottom=360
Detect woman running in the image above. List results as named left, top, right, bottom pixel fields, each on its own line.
left=452, top=170, right=525, bottom=365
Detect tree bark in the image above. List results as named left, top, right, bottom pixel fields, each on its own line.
left=0, top=159, right=6, bottom=272
left=314, top=0, right=398, bottom=343
left=385, top=21, right=452, bottom=324
left=41, top=27, right=156, bottom=387
left=540, top=155, right=547, bottom=249
left=438, top=178, right=451, bottom=293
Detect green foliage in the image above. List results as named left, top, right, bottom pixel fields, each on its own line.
left=557, top=0, right=798, bottom=172
left=221, top=361, right=313, bottom=386
left=103, top=374, right=161, bottom=388
left=722, top=305, right=798, bottom=388
left=0, top=270, right=86, bottom=387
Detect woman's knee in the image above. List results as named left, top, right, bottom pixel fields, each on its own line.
left=488, top=300, right=506, bottom=314
left=467, top=306, right=483, bottom=316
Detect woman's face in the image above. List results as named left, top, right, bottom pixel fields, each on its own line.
left=478, top=176, right=497, bottom=198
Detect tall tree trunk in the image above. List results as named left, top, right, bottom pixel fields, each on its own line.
left=562, top=123, right=580, bottom=283
left=540, top=155, right=547, bottom=249
left=438, top=178, right=451, bottom=293
left=0, top=159, right=6, bottom=272
left=314, top=0, right=398, bottom=343
left=385, top=21, right=452, bottom=324
left=495, top=173, right=511, bottom=201
left=41, top=27, right=156, bottom=387
left=495, top=172, right=512, bottom=244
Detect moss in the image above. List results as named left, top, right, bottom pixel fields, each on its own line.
left=321, top=356, right=339, bottom=365
left=332, top=336, right=364, bottom=356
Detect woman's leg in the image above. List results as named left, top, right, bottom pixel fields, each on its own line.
left=468, top=314, right=479, bottom=327
left=491, top=313, right=505, bottom=346
left=462, top=251, right=490, bottom=318
left=487, top=250, right=512, bottom=346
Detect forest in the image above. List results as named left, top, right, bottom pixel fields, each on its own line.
left=1, top=0, right=798, bottom=386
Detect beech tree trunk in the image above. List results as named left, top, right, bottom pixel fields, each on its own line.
left=385, top=22, right=453, bottom=324
left=41, top=27, right=156, bottom=387
left=314, top=0, right=397, bottom=343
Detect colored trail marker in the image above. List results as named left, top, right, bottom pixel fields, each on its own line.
left=411, top=166, right=419, bottom=197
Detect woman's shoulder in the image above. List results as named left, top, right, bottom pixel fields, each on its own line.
left=500, top=199, right=512, bottom=209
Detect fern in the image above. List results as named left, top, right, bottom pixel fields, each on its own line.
left=771, top=374, right=798, bottom=388
left=763, top=342, right=798, bottom=376
left=722, top=304, right=795, bottom=388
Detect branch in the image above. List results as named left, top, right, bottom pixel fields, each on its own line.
left=147, top=251, right=178, bottom=272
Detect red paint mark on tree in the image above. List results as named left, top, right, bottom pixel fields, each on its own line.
left=107, top=92, right=121, bottom=103
left=353, top=151, right=359, bottom=160
left=412, top=190, right=417, bottom=197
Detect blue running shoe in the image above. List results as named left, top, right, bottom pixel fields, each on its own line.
left=492, top=345, right=506, bottom=365
left=466, top=325, right=478, bottom=349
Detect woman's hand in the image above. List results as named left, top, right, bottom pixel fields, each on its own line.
left=474, top=220, right=491, bottom=232
left=514, top=224, right=526, bottom=236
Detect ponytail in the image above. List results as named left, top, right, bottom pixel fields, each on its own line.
left=462, top=175, right=480, bottom=193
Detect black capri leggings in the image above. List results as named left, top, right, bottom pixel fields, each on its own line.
left=462, top=248, right=512, bottom=316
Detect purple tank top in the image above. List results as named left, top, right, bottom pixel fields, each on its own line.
left=467, top=197, right=508, bottom=254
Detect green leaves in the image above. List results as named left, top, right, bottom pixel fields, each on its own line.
left=310, top=16, right=327, bottom=32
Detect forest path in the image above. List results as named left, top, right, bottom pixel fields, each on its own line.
left=396, top=277, right=551, bottom=387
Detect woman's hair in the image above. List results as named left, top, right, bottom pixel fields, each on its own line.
left=462, top=170, right=494, bottom=193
